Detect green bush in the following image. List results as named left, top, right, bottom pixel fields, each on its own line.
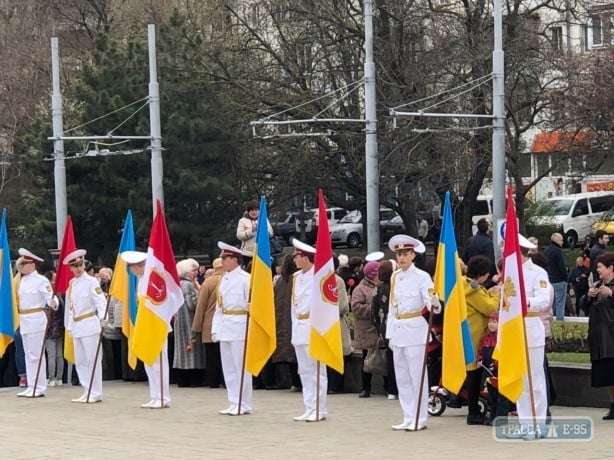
left=549, top=321, right=589, bottom=353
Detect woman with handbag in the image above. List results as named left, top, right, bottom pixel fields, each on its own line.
left=351, top=261, right=380, bottom=398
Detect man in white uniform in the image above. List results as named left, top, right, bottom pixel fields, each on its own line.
left=290, top=239, right=327, bottom=422
left=63, top=249, right=106, bottom=403
left=212, top=241, right=252, bottom=416
left=515, top=234, right=551, bottom=439
left=121, top=250, right=172, bottom=409
left=387, top=235, right=440, bottom=431
left=16, top=248, right=57, bottom=398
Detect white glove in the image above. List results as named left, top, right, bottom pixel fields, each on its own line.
left=47, top=298, right=59, bottom=311
left=100, top=318, right=109, bottom=328
left=430, top=294, right=442, bottom=314
left=211, top=333, right=217, bottom=343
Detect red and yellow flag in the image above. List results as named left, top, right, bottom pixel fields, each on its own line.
left=308, top=189, right=343, bottom=373
left=493, top=188, right=528, bottom=402
left=132, top=201, right=183, bottom=365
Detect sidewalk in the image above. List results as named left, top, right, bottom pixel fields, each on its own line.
left=0, top=382, right=611, bottom=459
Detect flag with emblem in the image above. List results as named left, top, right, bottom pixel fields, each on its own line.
left=131, top=201, right=183, bottom=365
left=108, top=210, right=139, bottom=368
left=493, top=187, right=528, bottom=402
left=245, top=196, right=276, bottom=376
left=0, top=209, right=19, bottom=357
left=434, top=191, right=475, bottom=395
left=56, top=215, right=77, bottom=364
left=308, top=189, right=343, bottom=373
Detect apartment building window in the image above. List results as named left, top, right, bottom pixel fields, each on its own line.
left=581, top=24, right=589, bottom=51
left=591, top=15, right=603, bottom=46
left=551, top=26, right=563, bottom=51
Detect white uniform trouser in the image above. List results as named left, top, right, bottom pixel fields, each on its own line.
left=22, top=330, right=47, bottom=394
left=294, top=344, right=327, bottom=416
left=220, top=340, right=252, bottom=411
left=393, top=344, right=428, bottom=427
left=517, top=345, right=548, bottom=434
left=74, top=333, right=102, bottom=399
left=144, top=340, right=170, bottom=404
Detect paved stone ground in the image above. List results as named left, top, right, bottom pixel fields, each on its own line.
left=0, top=382, right=611, bottom=459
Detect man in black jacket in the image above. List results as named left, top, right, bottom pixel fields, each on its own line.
left=462, top=218, right=495, bottom=273
left=543, top=233, right=568, bottom=321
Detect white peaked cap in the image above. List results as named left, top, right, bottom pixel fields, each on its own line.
left=120, top=250, right=148, bottom=264
left=18, top=248, right=43, bottom=262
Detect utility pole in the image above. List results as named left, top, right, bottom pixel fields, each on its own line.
left=51, top=38, right=67, bottom=247
left=491, top=0, right=506, bottom=259
left=49, top=25, right=164, bottom=245
left=389, top=2, right=506, bottom=261
left=364, top=0, right=380, bottom=252
left=148, top=24, right=164, bottom=214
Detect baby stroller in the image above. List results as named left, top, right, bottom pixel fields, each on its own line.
left=428, top=364, right=494, bottom=417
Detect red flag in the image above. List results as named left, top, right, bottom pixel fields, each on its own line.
left=55, top=215, right=76, bottom=294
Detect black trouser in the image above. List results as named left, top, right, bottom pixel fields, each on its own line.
left=204, top=342, right=223, bottom=388
left=102, top=337, right=122, bottom=380
left=289, top=361, right=301, bottom=388
left=327, top=355, right=350, bottom=393
left=361, top=349, right=372, bottom=392
left=120, top=335, right=147, bottom=382
left=487, top=381, right=512, bottom=418
left=385, top=348, right=398, bottom=395
left=466, top=368, right=483, bottom=415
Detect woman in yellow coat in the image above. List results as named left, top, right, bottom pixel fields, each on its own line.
left=463, top=255, right=500, bottom=425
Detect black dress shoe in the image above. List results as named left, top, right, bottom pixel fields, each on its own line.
left=603, top=411, right=614, bottom=420
left=467, top=413, right=485, bottom=425
left=358, top=390, right=370, bottom=398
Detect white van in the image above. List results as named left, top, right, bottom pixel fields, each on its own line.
left=531, top=191, right=614, bottom=247
left=470, top=195, right=493, bottom=234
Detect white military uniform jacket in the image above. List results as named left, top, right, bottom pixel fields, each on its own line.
left=291, top=266, right=314, bottom=346
left=522, top=258, right=551, bottom=348
left=386, top=264, right=434, bottom=348
left=64, top=274, right=106, bottom=338
left=18, top=272, right=54, bottom=334
left=211, top=266, right=251, bottom=341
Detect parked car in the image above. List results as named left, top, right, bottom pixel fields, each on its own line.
left=271, top=211, right=315, bottom=245
left=295, top=207, right=348, bottom=244
left=381, top=214, right=437, bottom=243
left=381, top=215, right=406, bottom=243
left=591, top=208, right=614, bottom=241
left=528, top=191, right=614, bottom=247
left=329, top=208, right=397, bottom=248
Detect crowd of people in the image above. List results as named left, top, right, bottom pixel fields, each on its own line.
left=2, top=204, right=613, bottom=434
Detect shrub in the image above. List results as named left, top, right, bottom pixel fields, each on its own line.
left=549, top=321, right=589, bottom=353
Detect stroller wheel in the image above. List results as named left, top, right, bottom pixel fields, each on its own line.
left=428, top=392, right=446, bottom=416
left=478, top=398, right=487, bottom=416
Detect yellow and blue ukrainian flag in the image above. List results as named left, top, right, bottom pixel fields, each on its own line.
left=0, top=209, right=18, bottom=357
left=245, top=196, right=276, bottom=376
left=109, top=210, right=138, bottom=368
left=434, top=192, right=475, bottom=394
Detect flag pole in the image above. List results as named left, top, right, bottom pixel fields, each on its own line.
left=86, top=295, right=112, bottom=402
left=31, top=310, right=52, bottom=398
left=315, top=361, right=321, bottom=421
left=414, top=307, right=434, bottom=430
left=521, top=316, right=538, bottom=434
left=31, top=284, right=63, bottom=398
left=238, top=313, right=250, bottom=416
left=159, top=349, right=164, bottom=408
